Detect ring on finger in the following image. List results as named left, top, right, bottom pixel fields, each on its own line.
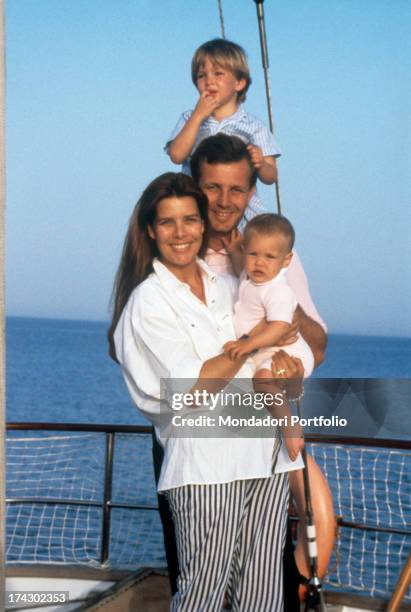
left=276, top=368, right=286, bottom=376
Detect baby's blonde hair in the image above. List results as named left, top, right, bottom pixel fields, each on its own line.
left=191, top=39, right=251, bottom=103
left=244, top=214, right=295, bottom=252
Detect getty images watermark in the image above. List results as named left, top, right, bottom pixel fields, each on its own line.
left=158, top=382, right=349, bottom=438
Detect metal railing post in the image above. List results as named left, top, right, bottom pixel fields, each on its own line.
left=100, top=432, right=115, bottom=565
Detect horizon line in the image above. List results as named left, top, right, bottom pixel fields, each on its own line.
left=5, top=314, right=411, bottom=341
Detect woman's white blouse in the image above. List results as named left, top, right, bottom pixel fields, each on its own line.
left=114, top=258, right=279, bottom=492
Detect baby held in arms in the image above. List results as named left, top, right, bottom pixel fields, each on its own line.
left=223, top=214, right=314, bottom=460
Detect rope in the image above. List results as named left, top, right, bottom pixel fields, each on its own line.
left=217, top=0, right=226, bottom=38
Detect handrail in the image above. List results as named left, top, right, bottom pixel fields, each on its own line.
left=5, top=422, right=411, bottom=570
left=6, top=422, right=152, bottom=434
left=305, top=433, right=411, bottom=450
left=5, top=422, right=158, bottom=568
left=6, top=422, right=411, bottom=450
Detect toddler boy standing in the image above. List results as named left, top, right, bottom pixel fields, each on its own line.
left=166, top=38, right=281, bottom=225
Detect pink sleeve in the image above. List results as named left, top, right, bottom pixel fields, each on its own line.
left=285, top=250, right=327, bottom=331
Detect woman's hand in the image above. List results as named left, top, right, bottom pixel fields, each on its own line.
left=271, top=351, right=303, bottom=379
left=282, top=418, right=304, bottom=461
left=283, top=434, right=304, bottom=462
left=271, top=350, right=304, bottom=399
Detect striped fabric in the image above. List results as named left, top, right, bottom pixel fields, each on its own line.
left=166, top=105, right=282, bottom=224
left=167, top=474, right=288, bottom=611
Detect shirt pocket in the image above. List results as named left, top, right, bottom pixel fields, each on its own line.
left=214, top=310, right=236, bottom=342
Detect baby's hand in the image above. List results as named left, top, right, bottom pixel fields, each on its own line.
left=283, top=435, right=304, bottom=462
left=223, top=339, right=253, bottom=360
left=246, top=144, right=265, bottom=169
left=221, top=229, right=243, bottom=255
left=193, top=91, right=220, bottom=121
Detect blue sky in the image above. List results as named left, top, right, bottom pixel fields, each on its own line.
left=6, top=0, right=411, bottom=336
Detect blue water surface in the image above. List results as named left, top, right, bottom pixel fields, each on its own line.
left=6, top=316, right=411, bottom=430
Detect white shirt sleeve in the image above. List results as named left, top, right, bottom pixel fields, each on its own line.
left=115, top=289, right=204, bottom=417
left=138, top=296, right=204, bottom=380
left=164, top=110, right=192, bottom=152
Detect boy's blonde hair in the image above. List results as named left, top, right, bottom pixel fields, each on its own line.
left=191, top=38, right=251, bottom=103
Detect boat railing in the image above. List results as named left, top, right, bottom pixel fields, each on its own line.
left=6, top=422, right=160, bottom=567
left=5, top=422, right=411, bottom=604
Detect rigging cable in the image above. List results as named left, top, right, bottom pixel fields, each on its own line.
left=217, top=0, right=226, bottom=39
left=253, top=0, right=282, bottom=215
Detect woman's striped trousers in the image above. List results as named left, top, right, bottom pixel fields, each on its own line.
left=167, top=473, right=289, bottom=611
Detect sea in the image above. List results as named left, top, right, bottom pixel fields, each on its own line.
left=6, top=316, right=411, bottom=430
left=5, top=316, right=411, bottom=599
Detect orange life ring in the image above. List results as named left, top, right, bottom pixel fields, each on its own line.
left=288, top=453, right=336, bottom=598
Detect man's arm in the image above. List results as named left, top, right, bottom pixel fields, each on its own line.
left=295, top=305, right=327, bottom=367
left=285, top=251, right=327, bottom=368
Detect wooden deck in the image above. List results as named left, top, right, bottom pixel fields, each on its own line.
left=6, top=566, right=411, bottom=611
left=76, top=569, right=171, bottom=611
left=75, top=568, right=411, bottom=612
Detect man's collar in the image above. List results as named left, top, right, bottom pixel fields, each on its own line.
left=206, top=246, right=229, bottom=256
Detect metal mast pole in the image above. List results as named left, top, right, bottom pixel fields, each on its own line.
left=0, top=0, right=6, bottom=607
left=296, top=400, right=327, bottom=612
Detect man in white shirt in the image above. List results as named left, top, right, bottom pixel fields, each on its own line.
left=155, top=134, right=327, bottom=607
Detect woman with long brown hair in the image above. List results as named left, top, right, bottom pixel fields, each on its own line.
left=109, top=171, right=288, bottom=611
